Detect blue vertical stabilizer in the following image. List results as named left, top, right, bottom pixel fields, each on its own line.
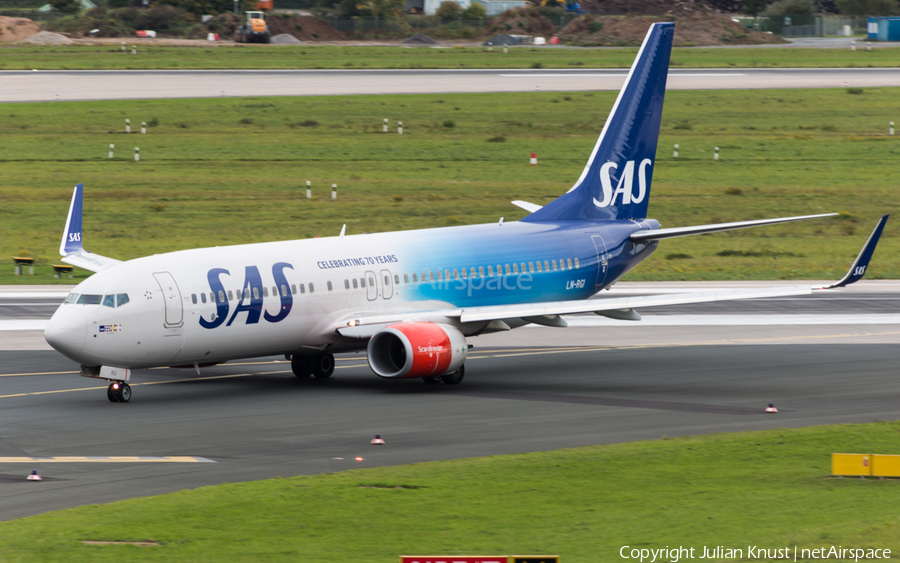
left=523, top=22, right=674, bottom=222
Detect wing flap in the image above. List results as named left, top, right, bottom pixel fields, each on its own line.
left=457, top=285, right=811, bottom=323
left=630, top=213, right=837, bottom=242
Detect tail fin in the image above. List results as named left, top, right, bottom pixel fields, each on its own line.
left=523, top=22, right=674, bottom=222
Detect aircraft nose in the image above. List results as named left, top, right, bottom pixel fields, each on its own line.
left=44, top=306, right=87, bottom=359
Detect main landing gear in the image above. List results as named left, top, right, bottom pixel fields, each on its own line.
left=107, top=381, right=131, bottom=403
left=291, top=354, right=335, bottom=379
left=423, top=365, right=465, bottom=386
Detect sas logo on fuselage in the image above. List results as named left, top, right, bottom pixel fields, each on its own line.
left=593, top=158, right=652, bottom=208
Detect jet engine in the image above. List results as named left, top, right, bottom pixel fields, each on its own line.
left=367, top=322, right=467, bottom=379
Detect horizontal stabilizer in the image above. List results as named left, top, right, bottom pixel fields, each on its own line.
left=511, top=200, right=543, bottom=213
left=630, top=213, right=837, bottom=242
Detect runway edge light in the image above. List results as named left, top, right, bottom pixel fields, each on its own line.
left=371, top=434, right=385, bottom=445
left=26, top=470, right=42, bottom=481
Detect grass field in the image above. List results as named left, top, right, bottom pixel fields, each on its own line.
left=1, top=43, right=900, bottom=70
left=0, top=421, right=898, bottom=562
left=1, top=86, right=897, bottom=285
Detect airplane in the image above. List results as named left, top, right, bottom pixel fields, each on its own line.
left=44, top=22, right=888, bottom=403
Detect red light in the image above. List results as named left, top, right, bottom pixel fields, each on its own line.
left=355, top=457, right=364, bottom=461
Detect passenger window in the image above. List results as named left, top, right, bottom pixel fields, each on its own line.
left=536, top=262, right=542, bottom=273
left=552, top=260, right=558, bottom=271
left=421, top=272, right=427, bottom=283
left=478, top=266, right=485, bottom=278
left=227, top=290, right=233, bottom=301
left=299, top=284, right=305, bottom=294
left=521, top=262, right=527, bottom=274
left=505, top=264, right=511, bottom=275
left=574, top=257, right=580, bottom=269
left=244, top=288, right=250, bottom=299
left=191, top=294, right=197, bottom=305
left=461, top=268, right=467, bottom=279
left=497, top=265, right=502, bottom=276
left=437, top=271, right=443, bottom=281
left=272, top=286, right=277, bottom=296
left=290, top=284, right=296, bottom=295
left=344, top=279, right=350, bottom=290
left=411, top=273, right=417, bottom=283
left=394, top=274, right=400, bottom=284
left=281, top=284, right=287, bottom=297
left=252, top=287, right=259, bottom=300
left=64, top=293, right=79, bottom=304
left=384, top=275, right=390, bottom=285
left=201, top=293, right=207, bottom=304
left=309, top=283, right=315, bottom=293
left=368, top=276, right=375, bottom=287
left=544, top=261, right=550, bottom=272
left=487, top=265, right=494, bottom=277
left=327, top=281, right=333, bottom=291
left=513, top=263, right=519, bottom=274
left=471, top=267, right=477, bottom=278
left=528, top=262, right=534, bottom=273
left=218, top=290, right=225, bottom=303
left=263, top=287, right=269, bottom=298
left=403, top=274, right=409, bottom=284
left=567, top=258, right=573, bottom=269
left=428, top=271, right=435, bottom=282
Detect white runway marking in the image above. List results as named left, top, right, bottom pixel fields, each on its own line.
left=0, top=320, right=47, bottom=331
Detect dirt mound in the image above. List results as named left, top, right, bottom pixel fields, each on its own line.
left=559, top=13, right=784, bottom=46
left=22, top=31, right=74, bottom=45
left=0, top=16, right=41, bottom=43
left=402, top=33, right=438, bottom=44
left=266, top=15, right=346, bottom=41
left=271, top=33, right=303, bottom=44
left=490, top=8, right=557, bottom=37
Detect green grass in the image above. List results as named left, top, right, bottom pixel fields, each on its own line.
left=2, top=43, right=900, bottom=70
left=1, top=422, right=900, bottom=561
left=1, top=87, right=898, bottom=285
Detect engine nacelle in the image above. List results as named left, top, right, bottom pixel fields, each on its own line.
left=367, top=322, right=467, bottom=379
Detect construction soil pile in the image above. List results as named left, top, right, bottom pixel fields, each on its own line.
left=559, top=0, right=784, bottom=46
left=0, top=17, right=41, bottom=43
left=266, top=15, right=346, bottom=41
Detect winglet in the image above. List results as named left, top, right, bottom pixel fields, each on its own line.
left=819, top=214, right=888, bottom=289
left=59, top=183, right=85, bottom=257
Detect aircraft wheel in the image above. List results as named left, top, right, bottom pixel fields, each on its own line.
left=422, top=376, right=441, bottom=385
left=441, top=365, right=465, bottom=385
left=291, top=355, right=312, bottom=377
left=107, top=384, right=119, bottom=402
left=113, top=382, right=131, bottom=403
left=312, top=354, right=335, bottom=378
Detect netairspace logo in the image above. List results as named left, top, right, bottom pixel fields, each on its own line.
left=619, top=545, right=892, bottom=563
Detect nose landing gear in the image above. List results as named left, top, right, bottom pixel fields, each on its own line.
left=107, top=381, right=131, bottom=403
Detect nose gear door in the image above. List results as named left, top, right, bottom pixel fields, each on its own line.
left=153, top=271, right=184, bottom=328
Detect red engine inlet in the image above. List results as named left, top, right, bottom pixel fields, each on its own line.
left=367, top=322, right=467, bottom=378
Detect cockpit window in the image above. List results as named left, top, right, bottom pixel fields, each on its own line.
left=102, top=295, right=116, bottom=308
left=116, top=294, right=129, bottom=307
left=64, top=293, right=79, bottom=304
left=77, top=294, right=102, bottom=305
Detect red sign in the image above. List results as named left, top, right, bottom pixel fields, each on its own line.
left=401, top=558, right=508, bottom=563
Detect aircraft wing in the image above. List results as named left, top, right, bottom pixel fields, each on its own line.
left=58, top=184, right=122, bottom=273
left=337, top=214, right=888, bottom=336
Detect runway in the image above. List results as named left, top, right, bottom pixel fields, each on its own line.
left=1, top=68, right=898, bottom=103
left=1, top=281, right=898, bottom=520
